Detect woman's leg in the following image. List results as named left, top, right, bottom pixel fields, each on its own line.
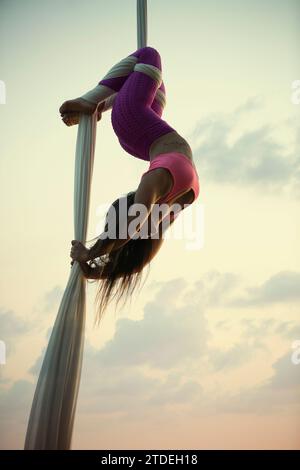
left=81, top=47, right=166, bottom=115
left=101, top=47, right=162, bottom=104
left=97, top=47, right=166, bottom=117
left=108, top=47, right=175, bottom=161
left=60, top=47, right=166, bottom=125
left=101, top=77, right=166, bottom=118
left=151, top=80, right=166, bottom=118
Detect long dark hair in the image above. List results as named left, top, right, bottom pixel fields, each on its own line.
left=90, top=191, right=157, bottom=324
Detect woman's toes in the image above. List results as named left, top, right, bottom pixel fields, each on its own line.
left=62, top=115, right=73, bottom=126
left=59, top=98, right=99, bottom=119
left=59, top=101, right=70, bottom=115
left=62, top=112, right=79, bottom=126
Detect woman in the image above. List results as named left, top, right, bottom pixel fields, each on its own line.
left=59, top=46, right=199, bottom=320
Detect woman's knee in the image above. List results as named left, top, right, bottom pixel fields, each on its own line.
left=141, top=46, right=159, bottom=54
left=138, top=46, right=161, bottom=68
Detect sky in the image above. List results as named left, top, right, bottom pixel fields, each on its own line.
left=0, top=0, right=300, bottom=450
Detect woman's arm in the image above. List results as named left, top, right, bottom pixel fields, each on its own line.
left=87, top=179, right=162, bottom=257
left=78, top=260, right=107, bottom=279
left=79, top=232, right=166, bottom=279
left=70, top=170, right=174, bottom=263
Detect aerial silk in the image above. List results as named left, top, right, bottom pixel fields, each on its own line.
left=24, top=115, right=97, bottom=449
left=24, top=0, right=148, bottom=450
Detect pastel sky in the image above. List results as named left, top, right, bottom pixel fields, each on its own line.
left=0, top=0, right=300, bottom=449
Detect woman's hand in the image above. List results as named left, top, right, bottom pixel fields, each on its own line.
left=70, top=240, right=91, bottom=263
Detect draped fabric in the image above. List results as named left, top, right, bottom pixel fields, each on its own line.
left=24, top=115, right=97, bottom=449
left=24, top=0, right=149, bottom=450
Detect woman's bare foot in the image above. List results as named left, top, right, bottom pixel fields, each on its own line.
left=59, top=98, right=104, bottom=126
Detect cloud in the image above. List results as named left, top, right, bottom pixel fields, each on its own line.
left=209, top=342, right=253, bottom=371
left=190, top=99, right=300, bottom=193
left=43, top=286, right=63, bottom=313
left=230, top=271, right=300, bottom=307
left=146, top=377, right=202, bottom=407
left=218, top=351, right=300, bottom=414
left=0, top=380, right=33, bottom=419
left=28, top=349, right=45, bottom=377
left=0, top=379, right=34, bottom=449
left=28, top=329, right=52, bottom=376
left=2, top=272, right=299, bottom=448
left=78, top=362, right=203, bottom=416
left=275, top=322, right=300, bottom=340
left=89, top=278, right=208, bottom=370
left=0, top=284, right=63, bottom=360
left=26, top=278, right=207, bottom=419
left=0, top=309, right=30, bottom=339
left=209, top=318, right=276, bottom=372
left=167, top=271, right=239, bottom=310
left=0, top=309, right=31, bottom=356
left=270, top=352, right=300, bottom=390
